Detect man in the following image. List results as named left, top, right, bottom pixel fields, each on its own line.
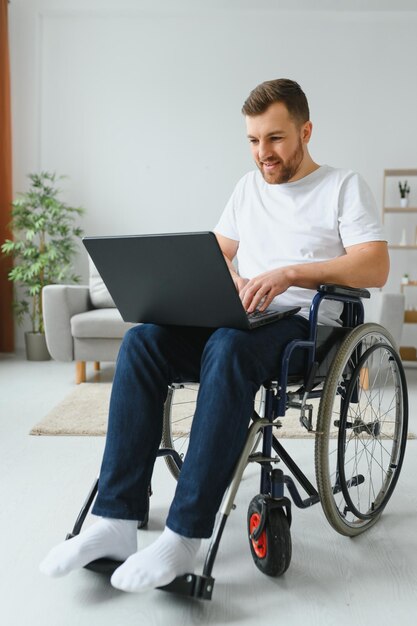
left=40, top=79, right=388, bottom=592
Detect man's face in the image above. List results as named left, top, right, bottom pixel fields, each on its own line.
left=246, top=101, right=312, bottom=184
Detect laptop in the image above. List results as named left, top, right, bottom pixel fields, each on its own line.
left=83, top=232, right=300, bottom=330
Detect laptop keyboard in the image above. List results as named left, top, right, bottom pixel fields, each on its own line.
left=247, top=308, right=276, bottom=319
left=246, top=309, right=280, bottom=327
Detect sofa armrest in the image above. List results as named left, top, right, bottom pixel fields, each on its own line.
left=363, top=291, right=405, bottom=348
left=43, top=284, right=90, bottom=361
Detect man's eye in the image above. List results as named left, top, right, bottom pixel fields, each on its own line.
left=249, top=139, right=258, bottom=144
left=271, top=136, right=283, bottom=142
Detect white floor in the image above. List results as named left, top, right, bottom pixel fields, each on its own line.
left=1, top=352, right=417, bottom=626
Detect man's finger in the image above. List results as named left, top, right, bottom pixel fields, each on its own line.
left=241, top=282, right=258, bottom=306
left=258, top=293, right=274, bottom=311
left=242, top=285, right=262, bottom=310
left=246, top=287, right=270, bottom=313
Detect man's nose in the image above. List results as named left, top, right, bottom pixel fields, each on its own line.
left=258, top=141, right=273, bottom=161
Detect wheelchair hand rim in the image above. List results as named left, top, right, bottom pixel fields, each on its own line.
left=336, top=341, right=408, bottom=521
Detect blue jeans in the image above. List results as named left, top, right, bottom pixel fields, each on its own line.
left=92, top=316, right=309, bottom=538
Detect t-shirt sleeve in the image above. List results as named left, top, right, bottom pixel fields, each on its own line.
left=338, top=172, right=386, bottom=247
left=213, top=184, right=240, bottom=241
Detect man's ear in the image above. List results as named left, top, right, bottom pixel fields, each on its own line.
left=301, top=121, right=313, bottom=144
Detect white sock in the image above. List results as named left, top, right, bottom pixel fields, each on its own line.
left=39, top=518, right=138, bottom=578
left=110, top=526, right=201, bottom=592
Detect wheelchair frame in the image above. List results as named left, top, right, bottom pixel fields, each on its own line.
left=66, top=284, right=408, bottom=601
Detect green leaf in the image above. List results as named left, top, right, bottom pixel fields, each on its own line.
left=4, top=171, right=85, bottom=330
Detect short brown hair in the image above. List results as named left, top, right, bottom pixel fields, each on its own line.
left=242, top=78, right=310, bottom=125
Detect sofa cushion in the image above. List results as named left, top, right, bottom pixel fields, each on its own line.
left=71, top=308, right=136, bottom=339
left=363, top=290, right=405, bottom=347
left=89, top=257, right=115, bottom=308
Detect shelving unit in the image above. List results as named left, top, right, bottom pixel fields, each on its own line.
left=399, top=282, right=417, bottom=361
left=382, top=168, right=417, bottom=250
left=383, top=169, right=417, bottom=363
left=384, top=207, right=417, bottom=213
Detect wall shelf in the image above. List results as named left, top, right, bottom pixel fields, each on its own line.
left=382, top=169, right=417, bottom=228
left=383, top=170, right=417, bottom=360
left=384, top=207, right=417, bottom=213
left=384, top=169, right=417, bottom=177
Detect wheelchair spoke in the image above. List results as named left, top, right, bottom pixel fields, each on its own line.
left=161, top=384, right=199, bottom=479
left=161, top=383, right=265, bottom=481
left=315, top=325, right=408, bottom=534
left=171, top=413, right=195, bottom=424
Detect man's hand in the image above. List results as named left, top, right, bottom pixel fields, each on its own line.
left=216, top=232, right=389, bottom=316
left=239, top=241, right=390, bottom=313
left=239, top=268, right=291, bottom=313
left=230, top=271, right=249, bottom=293
left=214, top=233, right=249, bottom=295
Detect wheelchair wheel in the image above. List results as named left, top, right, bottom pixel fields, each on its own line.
left=315, top=323, right=408, bottom=536
left=247, top=495, right=292, bottom=577
left=162, top=383, right=199, bottom=480
left=162, top=384, right=266, bottom=480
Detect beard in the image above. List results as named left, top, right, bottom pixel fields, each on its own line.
left=257, top=138, right=304, bottom=184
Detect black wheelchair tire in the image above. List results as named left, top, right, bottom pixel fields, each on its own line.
left=247, top=495, right=292, bottom=577
left=162, top=385, right=181, bottom=480
left=162, top=384, right=265, bottom=481
left=315, top=323, right=408, bottom=537
left=161, top=384, right=199, bottom=480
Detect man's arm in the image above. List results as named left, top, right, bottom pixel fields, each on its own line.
left=215, top=232, right=249, bottom=292
left=239, top=241, right=389, bottom=313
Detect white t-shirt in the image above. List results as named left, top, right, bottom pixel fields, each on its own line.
left=214, top=165, right=385, bottom=325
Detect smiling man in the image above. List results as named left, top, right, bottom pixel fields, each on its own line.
left=248, top=104, right=311, bottom=185
left=215, top=79, right=388, bottom=318
left=40, top=79, right=388, bottom=594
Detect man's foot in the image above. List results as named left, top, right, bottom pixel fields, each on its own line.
left=111, top=526, right=201, bottom=592
left=39, top=518, right=138, bottom=577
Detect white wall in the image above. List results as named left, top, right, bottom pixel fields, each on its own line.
left=9, top=0, right=417, bottom=346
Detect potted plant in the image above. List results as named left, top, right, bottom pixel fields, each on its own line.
left=1, top=172, right=84, bottom=360
left=399, top=180, right=410, bottom=208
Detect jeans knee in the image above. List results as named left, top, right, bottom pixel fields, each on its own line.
left=122, top=324, right=166, bottom=351
left=204, top=327, right=249, bottom=355
left=202, top=328, right=261, bottom=380
left=116, top=324, right=174, bottom=388
left=118, top=325, right=172, bottom=373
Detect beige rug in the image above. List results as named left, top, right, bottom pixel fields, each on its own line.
left=30, top=383, right=112, bottom=436
left=29, top=383, right=316, bottom=438
left=30, top=382, right=415, bottom=440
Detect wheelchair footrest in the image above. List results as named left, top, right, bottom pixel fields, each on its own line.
left=84, top=557, right=123, bottom=575
left=83, top=559, right=215, bottom=600
left=158, top=573, right=215, bottom=600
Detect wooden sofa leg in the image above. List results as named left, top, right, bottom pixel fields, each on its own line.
left=76, top=361, right=86, bottom=384
left=360, top=366, right=369, bottom=390
left=94, top=361, right=100, bottom=371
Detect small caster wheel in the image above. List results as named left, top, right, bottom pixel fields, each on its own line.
left=247, top=494, right=292, bottom=577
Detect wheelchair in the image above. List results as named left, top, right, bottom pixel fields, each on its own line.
left=66, top=284, right=408, bottom=600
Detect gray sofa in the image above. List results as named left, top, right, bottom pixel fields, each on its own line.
left=43, top=260, right=136, bottom=383
left=42, top=261, right=405, bottom=384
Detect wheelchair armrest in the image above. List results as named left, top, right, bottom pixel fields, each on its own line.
left=318, top=284, right=370, bottom=299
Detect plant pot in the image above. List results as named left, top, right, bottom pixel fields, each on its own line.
left=400, top=197, right=409, bottom=208
left=24, top=332, right=51, bottom=361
